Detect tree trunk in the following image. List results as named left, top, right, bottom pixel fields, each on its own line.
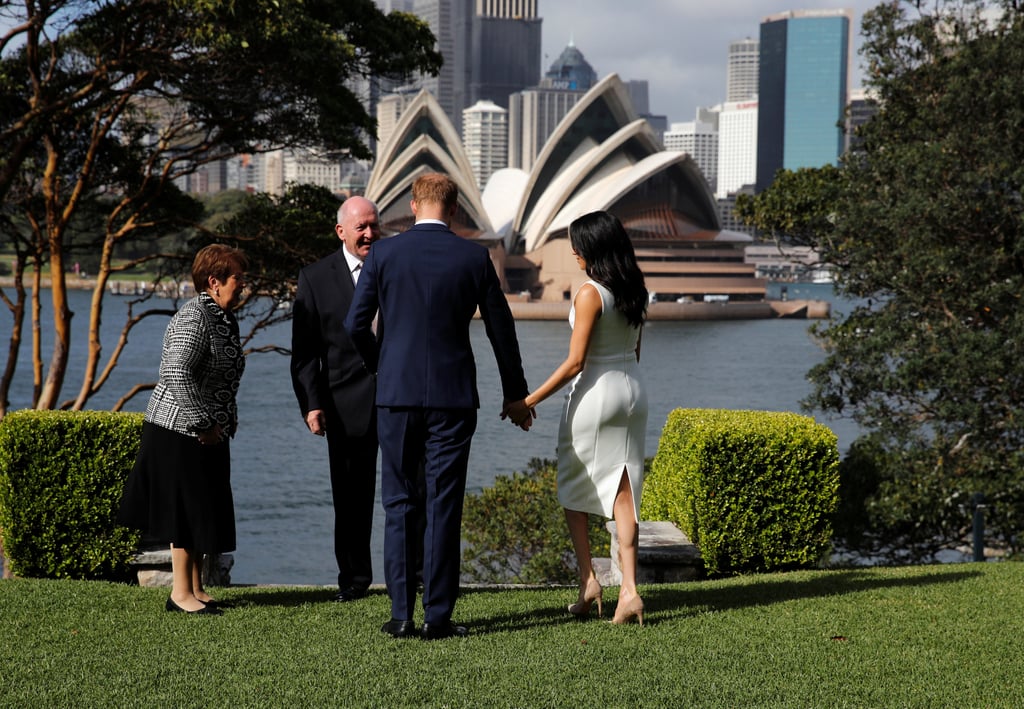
left=31, top=264, right=43, bottom=407
left=0, top=257, right=27, bottom=420
left=35, top=134, right=72, bottom=410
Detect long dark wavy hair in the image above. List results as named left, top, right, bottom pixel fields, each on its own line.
left=569, top=211, right=648, bottom=328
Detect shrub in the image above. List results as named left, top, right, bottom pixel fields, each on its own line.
left=0, top=410, right=142, bottom=579
left=461, top=458, right=609, bottom=584
left=642, top=408, right=839, bottom=575
left=832, top=432, right=1024, bottom=563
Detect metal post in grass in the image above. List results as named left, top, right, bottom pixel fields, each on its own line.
left=972, top=492, right=986, bottom=562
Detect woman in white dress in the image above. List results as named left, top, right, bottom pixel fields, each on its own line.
left=504, top=211, right=648, bottom=625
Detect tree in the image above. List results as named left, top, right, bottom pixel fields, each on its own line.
left=0, top=0, right=441, bottom=416
left=735, top=164, right=844, bottom=249
left=750, top=1, right=1024, bottom=560
left=201, top=183, right=344, bottom=352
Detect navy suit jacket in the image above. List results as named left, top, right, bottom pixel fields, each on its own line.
left=290, top=248, right=376, bottom=436
left=344, top=222, right=528, bottom=409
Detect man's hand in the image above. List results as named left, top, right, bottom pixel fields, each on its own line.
left=305, top=409, right=327, bottom=436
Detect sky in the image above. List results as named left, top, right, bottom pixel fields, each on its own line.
left=539, top=0, right=885, bottom=124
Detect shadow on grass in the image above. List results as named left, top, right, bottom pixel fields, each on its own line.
left=641, top=566, right=984, bottom=625
left=453, top=586, right=644, bottom=635
left=210, top=567, right=984, bottom=632
left=221, top=586, right=379, bottom=608
left=462, top=586, right=580, bottom=634
left=455, top=567, right=985, bottom=632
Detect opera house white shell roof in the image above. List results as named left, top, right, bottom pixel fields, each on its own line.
left=366, top=74, right=730, bottom=252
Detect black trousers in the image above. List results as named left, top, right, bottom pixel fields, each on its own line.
left=326, top=425, right=378, bottom=591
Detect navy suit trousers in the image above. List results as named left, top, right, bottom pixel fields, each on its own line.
left=377, top=406, right=476, bottom=624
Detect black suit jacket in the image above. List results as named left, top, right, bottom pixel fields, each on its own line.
left=290, top=248, right=376, bottom=436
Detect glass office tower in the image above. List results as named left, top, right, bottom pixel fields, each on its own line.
left=755, top=9, right=850, bottom=192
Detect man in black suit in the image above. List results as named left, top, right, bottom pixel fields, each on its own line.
left=345, top=173, right=533, bottom=640
left=290, top=196, right=382, bottom=602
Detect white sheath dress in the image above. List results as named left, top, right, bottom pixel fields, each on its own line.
left=556, top=280, right=648, bottom=521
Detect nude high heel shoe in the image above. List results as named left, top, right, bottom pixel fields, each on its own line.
left=610, top=594, right=644, bottom=626
left=567, top=577, right=603, bottom=618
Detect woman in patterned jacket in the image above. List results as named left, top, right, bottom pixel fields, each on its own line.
left=119, top=244, right=248, bottom=614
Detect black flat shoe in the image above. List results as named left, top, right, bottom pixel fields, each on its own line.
left=381, top=619, right=416, bottom=638
left=420, top=622, right=468, bottom=640
left=200, top=599, right=234, bottom=610
left=165, top=597, right=222, bottom=615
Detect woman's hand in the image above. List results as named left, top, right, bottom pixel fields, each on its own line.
left=197, top=424, right=224, bottom=446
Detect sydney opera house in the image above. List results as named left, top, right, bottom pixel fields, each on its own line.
left=365, top=74, right=767, bottom=307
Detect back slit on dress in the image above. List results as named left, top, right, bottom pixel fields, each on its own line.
left=617, top=466, right=640, bottom=523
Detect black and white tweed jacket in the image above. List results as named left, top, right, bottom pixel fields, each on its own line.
left=145, top=293, right=245, bottom=437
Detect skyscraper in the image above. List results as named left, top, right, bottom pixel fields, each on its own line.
left=755, top=9, right=851, bottom=192
left=508, top=88, right=585, bottom=171
left=376, top=89, right=422, bottom=152
left=544, top=38, right=598, bottom=91
left=625, top=80, right=650, bottom=115
left=469, top=0, right=542, bottom=109
left=717, top=100, right=759, bottom=198
left=845, top=87, right=878, bottom=153
left=664, top=116, right=719, bottom=192
left=462, top=99, right=508, bottom=188
left=381, top=1, right=541, bottom=135
left=412, top=0, right=470, bottom=132
left=726, top=38, right=759, bottom=103
left=507, top=40, right=597, bottom=171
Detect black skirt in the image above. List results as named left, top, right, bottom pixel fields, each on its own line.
left=118, top=421, right=236, bottom=553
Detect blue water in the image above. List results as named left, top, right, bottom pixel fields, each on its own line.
left=2, top=283, right=860, bottom=584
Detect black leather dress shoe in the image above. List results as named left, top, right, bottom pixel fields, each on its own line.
left=381, top=619, right=416, bottom=638
left=334, top=587, right=368, bottom=603
left=420, top=622, right=468, bottom=640
left=165, top=597, right=222, bottom=615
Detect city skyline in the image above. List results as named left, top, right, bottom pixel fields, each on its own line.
left=539, top=0, right=882, bottom=123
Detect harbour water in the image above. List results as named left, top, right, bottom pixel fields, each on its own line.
left=2, top=283, right=861, bottom=585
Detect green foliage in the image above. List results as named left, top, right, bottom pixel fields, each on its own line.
left=200, top=190, right=254, bottom=231
left=834, top=432, right=1024, bottom=563
left=734, top=164, right=844, bottom=247
left=0, top=410, right=142, bottom=579
left=643, top=408, right=839, bottom=575
left=461, top=458, right=609, bottom=584
left=185, top=183, right=343, bottom=345
left=749, top=1, right=1024, bottom=560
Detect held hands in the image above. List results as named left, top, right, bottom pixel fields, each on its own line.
left=501, top=398, right=536, bottom=431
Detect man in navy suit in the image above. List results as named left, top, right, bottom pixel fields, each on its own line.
left=290, top=196, right=381, bottom=602
left=346, top=173, right=532, bottom=640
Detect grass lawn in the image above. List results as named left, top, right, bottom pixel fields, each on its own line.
left=2, top=563, right=1021, bottom=707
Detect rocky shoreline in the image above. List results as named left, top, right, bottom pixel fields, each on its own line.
left=508, top=299, right=829, bottom=320
left=1, top=276, right=829, bottom=320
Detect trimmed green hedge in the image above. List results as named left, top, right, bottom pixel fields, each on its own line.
left=0, top=410, right=142, bottom=579
left=641, top=408, right=839, bottom=575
